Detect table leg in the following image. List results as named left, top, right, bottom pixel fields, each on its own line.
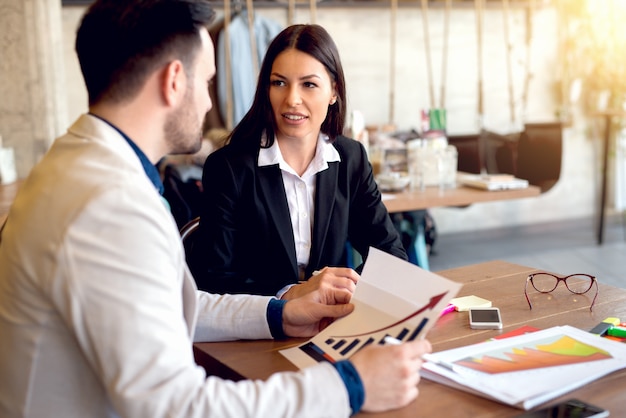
left=598, top=114, right=611, bottom=245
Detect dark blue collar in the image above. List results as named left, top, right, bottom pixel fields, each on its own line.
left=89, top=113, right=164, bottom=195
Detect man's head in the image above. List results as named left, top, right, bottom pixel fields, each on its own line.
left=76, top=0, right=215, bottom=107
left=76, top=0, right=216, bottom=157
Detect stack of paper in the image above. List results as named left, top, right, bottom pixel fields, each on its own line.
left=421, top=325, right=626, bottom=410
left=457, top=173, right=529, bottom=191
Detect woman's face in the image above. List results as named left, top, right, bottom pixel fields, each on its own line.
left=269, top=48, right=337, bottom=144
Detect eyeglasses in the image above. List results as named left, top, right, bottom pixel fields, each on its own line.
left=525, top=272, right=599, bottom=311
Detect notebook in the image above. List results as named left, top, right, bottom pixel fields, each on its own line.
left=457, top=173, right=529, bottom=191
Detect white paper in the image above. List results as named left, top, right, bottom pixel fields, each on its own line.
left=280, top=247, right=462, bottom=369
left=421, top=325, right=626, bottom=410
left=380, top=193, right=397, bottom=201
left=0, top=147, right=17, bottom=185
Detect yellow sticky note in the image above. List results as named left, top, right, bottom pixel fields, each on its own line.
left=602, top=317, right=621, bottom=326
left=450, top=295, right=492, bottom=312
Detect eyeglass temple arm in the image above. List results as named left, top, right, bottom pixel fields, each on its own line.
left=524, top=276, right=533, bottom=310
left=589, top=278, right=600, bottom=312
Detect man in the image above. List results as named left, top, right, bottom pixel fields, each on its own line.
left=0, top=1, right=431, bottom=417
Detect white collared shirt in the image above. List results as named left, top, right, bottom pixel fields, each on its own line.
left=258, top=133, right=341, bottom=272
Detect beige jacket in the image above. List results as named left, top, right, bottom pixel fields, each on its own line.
left=0, top=115, right=350, bottom=418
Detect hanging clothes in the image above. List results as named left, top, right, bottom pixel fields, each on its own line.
left=217, top=12, right=282, bottom=127
left=204, top=17, right=227, bottom=131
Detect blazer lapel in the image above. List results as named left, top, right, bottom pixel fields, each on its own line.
left=257, top=165, right=299, bottom=276
left=309, top=162, right=338, bottom=268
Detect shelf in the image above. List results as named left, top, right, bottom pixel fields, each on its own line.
left=62, top=0, right=546, bottom=9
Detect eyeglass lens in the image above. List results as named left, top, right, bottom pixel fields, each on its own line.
left=531, top=273, right=594, bottom=294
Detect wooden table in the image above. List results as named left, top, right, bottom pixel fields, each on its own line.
left=194, top=260, right=626, bottom=417
left=380, top=185, right=541, bottom=269
left=381, top=184, right=541, bottom=213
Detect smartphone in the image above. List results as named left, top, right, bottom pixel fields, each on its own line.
left=515, top=398, right=609, bottom=417
left=469, top=307, right=502, bottom=330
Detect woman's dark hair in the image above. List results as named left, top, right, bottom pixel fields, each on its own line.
left=228, top=24, right=347, bottom=149
left=76, top=0, right=215, bottom=106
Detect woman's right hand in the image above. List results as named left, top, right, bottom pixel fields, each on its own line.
left=281, top=267, right=359, bottom=301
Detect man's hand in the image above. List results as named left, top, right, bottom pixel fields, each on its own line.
left=282, top=267, right=359, bottom=301
left=350, top=339, right=432, bottom=412
left=282, top=285, right=355, bottom=337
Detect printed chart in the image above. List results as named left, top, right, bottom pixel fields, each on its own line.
left=421, top=325, right=626, bottom=410
left=455, top=335, right=612, bottom=374
left=299, top=317, right=430, bottom=363
left=281, top=248, right=462, bottom=369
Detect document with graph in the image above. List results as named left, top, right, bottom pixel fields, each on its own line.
left=420, top=325, right=626, bottom=410
left=280, top=247, right=462, bottom=369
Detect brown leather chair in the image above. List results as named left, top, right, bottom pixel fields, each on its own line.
left=480, top=129, right=521, bottom=176
left=516, top=122, right=562, bottom=193
left=480, top=122, right=562, bottom=193
left=448, top=133, right=483, bottom=174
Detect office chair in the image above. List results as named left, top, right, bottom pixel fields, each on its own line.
left=516, top=122, right=562, bottom=193
left=180, top=216, right=200, bottom=255
left=162, top=163, right=203, bottom=229
left=448, top=133, right=482, bottom=174
left=480, top=122, right=563, bottom=193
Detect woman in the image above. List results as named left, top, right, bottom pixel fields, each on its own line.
left=190, top=24, right=407, bottom=297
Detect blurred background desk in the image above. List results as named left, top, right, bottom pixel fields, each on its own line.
left=381, top=185, right=541, bottom=269
left=193, top=260, right=626, bottom=417
left=382, top=184, right=540, bottom=213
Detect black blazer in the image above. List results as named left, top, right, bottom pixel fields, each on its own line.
left=189, top=135, right=407, bottom=296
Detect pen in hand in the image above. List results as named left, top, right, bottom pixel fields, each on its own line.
left=383, top=336, right=403, bottom=346
left=383, top=336, right=465, bottom=375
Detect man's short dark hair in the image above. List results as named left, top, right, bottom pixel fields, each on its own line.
left=76, top=0, right=215, bottom=106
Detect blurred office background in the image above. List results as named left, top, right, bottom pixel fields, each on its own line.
left=1, top=0, right=624, bottom=281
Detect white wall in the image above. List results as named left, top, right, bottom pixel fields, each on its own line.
left=61, top=4, right=602, bottom=234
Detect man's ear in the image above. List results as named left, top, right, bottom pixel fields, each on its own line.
left=162, top=60, right=186, bottom=107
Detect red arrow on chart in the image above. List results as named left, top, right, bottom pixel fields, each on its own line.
left=331, top=291, right=448, bottom=338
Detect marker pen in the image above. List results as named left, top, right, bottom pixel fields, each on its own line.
left=589, top=317, right=622, bottom=336
left=589, top=322, right=613, bottom=336
left=383, top=336, right=464, bottom=375
left=440, top=304, right=456, bottom=317
left=607, top=325, right=626, bottom=338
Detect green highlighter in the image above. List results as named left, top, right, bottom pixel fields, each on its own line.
left=607, top=325, right=626, bottom=338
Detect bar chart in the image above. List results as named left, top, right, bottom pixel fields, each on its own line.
left=280, top=247, right=462, bottom=370
left=299, top=318, right=430, bottom=363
